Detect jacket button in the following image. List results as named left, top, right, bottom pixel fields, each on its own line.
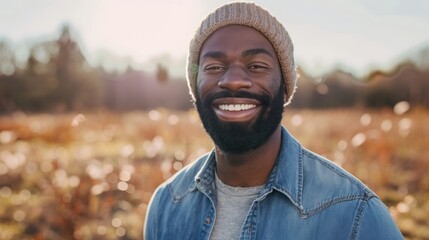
left=205, top=218, right=211, bottom=224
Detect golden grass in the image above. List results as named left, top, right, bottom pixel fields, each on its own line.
left=0, top=108, right=428, bottom=239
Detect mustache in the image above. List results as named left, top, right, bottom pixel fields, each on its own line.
left=201, top=90, right=271, bottom=106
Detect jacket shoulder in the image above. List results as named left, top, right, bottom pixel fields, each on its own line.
left=300, top=147, right=376, bottom=214
left=160, top=152, right=211, bottom=198
left=145, top=153, right=211, bottom=239
left=355, top=197, right=403, bottom=239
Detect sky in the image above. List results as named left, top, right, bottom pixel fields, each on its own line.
left=1, top=0, right=428, bottom=78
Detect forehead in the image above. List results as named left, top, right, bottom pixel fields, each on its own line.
left=199, top=25, right=277, bottom=59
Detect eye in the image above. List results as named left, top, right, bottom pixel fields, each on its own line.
left=248, top=63, right=269, bottom=72
left=203, top=64, right=225, bottom=73
left=249, top=65, right=265, bottom=69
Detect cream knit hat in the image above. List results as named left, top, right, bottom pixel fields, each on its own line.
left=186, top=2, right=297, bottom=105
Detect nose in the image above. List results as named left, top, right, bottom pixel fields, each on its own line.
left=218, top=65, right=252, bottom=91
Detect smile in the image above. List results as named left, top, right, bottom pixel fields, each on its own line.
left=218, top=104, right=256, bottom=111
left=212, top=98, right=262, bottom=122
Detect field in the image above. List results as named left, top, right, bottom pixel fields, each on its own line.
left=0, top=108, right=428, bottom=239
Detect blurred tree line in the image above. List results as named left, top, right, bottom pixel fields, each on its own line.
left=0, top=25, right=191, bottom=113
left=1, top=25, right=428, bottom=113
left=0, top=26, right=102, bottom=112
left=291, top=62, right=429, bottom=109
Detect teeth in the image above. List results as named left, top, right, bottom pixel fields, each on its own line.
left=218, top=104, right=256, bottom=111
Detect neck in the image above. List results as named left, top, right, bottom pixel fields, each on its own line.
left=215, top=125, right=282, bottom=187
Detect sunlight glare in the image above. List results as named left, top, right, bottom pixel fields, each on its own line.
left=119, top=170, right=131, bottom=182
left=351, top=133, right=366, bottom=147
left=69, top=175, right=81, bottom=188
left=394, top=101, right=410, bottom=115
left=173, top=161, right=183, bottom=171
left=337, top=140, right=347, bottom=150
left=71, top=113, right=86, bottom=127
left=161, top=158, right=172, bottom=179
left=148, top=110, right=161, bottom=121
left=116, top=227, right=126, bottom=237
left=168, top=114, right=180, bottom=125
left=0, top=186, right=12, bottom=198
left=13, top=210, right=26, bottom=222
left=111, top=217, right=122, bottom=228
left=117, top=181, right=128, bottom=191
left=0, top=151, right=26, bottom=170
left=380, top=119, right=393, bottom=132
left=97, top=226, right=107, bottom=235
left=86, top=0, right=197, bottom=67
left=398, top=118, right=412, bottom=137
left=0, top=131, right=17, bottom=144
left=360, top=113, right=371, bottom=126
left=396, top=202, right=410, bottom=213
left=291, top=114, right=303, bottom=127
left=174, top=150, right=185, bottom=161
left=120, top=144, right=135, bottom=157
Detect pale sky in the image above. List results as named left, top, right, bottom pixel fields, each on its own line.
left=1, top=0, right=428, bottom=77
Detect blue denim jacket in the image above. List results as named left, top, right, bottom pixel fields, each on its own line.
left=145, top=127, right=403, bottom=239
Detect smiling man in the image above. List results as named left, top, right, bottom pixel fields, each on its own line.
left=144, top=2, right=402, bottom=240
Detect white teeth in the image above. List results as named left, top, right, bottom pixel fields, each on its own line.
left=218, top=104, right=256, bottom=111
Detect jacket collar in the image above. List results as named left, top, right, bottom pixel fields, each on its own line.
left=265, top=127, right=304, bottom=211
left=194, top=126, right=304, bottom=210
left=194, top=150, right=216, bottom=193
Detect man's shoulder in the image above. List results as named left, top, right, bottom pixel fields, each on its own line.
left=153, top=152, right=211, bottom=197
left=279, top=127, right=374, bottom=202
left=299, top=150, right=402, bottom=238
left=298, top=147, right=376, bottom=215
left=301, top=147, right=374, bottom=196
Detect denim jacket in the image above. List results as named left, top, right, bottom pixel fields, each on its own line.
left=145, top=127, right=403, bottom=240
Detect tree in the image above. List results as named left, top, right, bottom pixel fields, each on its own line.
left=50, top=25, right=103, bottom=111
left=155, top=63, right=169, bottom=83
left=0, top=41, right=17, bottom=111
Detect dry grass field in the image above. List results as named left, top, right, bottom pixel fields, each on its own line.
left=0, top=108, right=428, bottom=239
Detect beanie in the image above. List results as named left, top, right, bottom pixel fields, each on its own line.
left=186, top=2, right=297, bottom=105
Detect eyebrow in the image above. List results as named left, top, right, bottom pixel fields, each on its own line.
left=242, top=48, right=275, bottom=59
left=200, top=48, right=274, bottom=61
left=200, top=51, right=227, bottom=61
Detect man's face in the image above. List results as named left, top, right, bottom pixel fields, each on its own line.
left=195, top=25, right=285, bottom=154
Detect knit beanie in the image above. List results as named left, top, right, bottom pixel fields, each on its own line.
left=186, top=2, right=297, bottom=105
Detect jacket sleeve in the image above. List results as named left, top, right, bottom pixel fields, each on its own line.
left=144, top=185, right=164, bottom=240
left=356, top=197, right=403, bottom=240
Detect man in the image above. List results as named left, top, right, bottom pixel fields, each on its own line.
left=145, top=2, right=403, bottom=239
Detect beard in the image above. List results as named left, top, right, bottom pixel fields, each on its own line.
left=195, top=82, right=285, bottom=154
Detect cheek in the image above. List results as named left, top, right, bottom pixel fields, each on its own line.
left=258, top=77, right=282, bottom=98
left=271, top=81, right=282, bottom=96
left=269, top=72, right=283, bottom=95
left=196, top=75, right=217, bottom=99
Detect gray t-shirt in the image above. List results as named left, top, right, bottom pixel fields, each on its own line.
left=210, top=173, right=265, bottom=240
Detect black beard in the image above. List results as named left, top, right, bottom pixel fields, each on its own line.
left=195, top=82, right=285, bottom=154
